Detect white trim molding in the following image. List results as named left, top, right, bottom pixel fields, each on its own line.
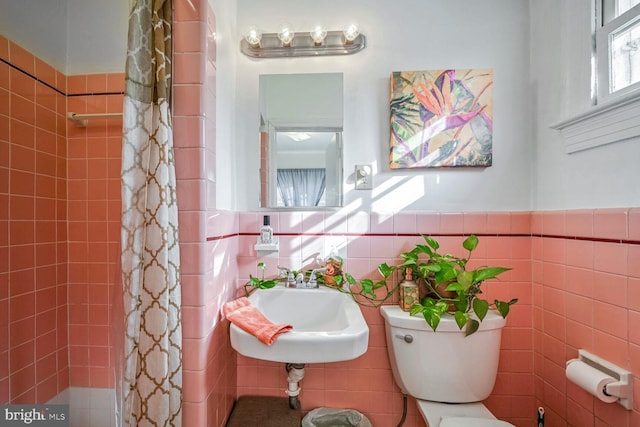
left=550, top=91, right=640, bottom=153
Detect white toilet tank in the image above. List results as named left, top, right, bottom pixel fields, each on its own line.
left=381, top=305, right=506, bottom=403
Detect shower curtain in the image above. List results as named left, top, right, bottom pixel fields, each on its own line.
left=117, top=0, right=182, bottom=425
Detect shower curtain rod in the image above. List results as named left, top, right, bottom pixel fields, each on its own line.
left=67, top=112, right=123, bottom=127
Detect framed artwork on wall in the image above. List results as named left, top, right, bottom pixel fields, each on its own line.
left=389, top=69, right=494, bottom=169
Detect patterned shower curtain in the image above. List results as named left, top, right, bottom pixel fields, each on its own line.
left=118, top=0, right=182, bottom=425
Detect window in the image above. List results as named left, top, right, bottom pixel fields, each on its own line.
left=595, top=0, right=640, bottom=103
left=551, top=1, right=640, bottom=153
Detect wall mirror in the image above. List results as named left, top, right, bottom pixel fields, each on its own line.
left=259, top=73, right=344, bottom=208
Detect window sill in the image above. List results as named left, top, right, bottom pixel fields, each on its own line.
left=550, top=91, right=640, bottom=153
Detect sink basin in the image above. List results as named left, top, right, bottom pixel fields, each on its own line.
left=229, top=285, right=369, bottom=363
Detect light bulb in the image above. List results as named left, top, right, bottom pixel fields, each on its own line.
left=277, top=25, right=295, bottom=47
left=244, top=27, right=262, bottom=46
left=310, top=25, right=327, bottom=46
left=343, top=24, right=360, bottom=44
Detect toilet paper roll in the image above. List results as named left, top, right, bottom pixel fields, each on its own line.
left=565, top=360, right=618, bottom=403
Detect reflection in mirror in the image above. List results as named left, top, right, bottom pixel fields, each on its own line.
left=261, top=129, right=343, bottom=207
left=259, top=73, right=343, bottom=208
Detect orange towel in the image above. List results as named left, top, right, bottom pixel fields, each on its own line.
left=223, top=297, right=293, bottom=345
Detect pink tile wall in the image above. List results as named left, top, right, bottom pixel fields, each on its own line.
left=234, top=209, right=640, bottom=426
left=174, top=1, right=238, bottom=426
left=236, top=211, right=535, bottom=427
left=66, top=72, right=124, bottom=388
left=0, top=35, right=69, bottom=403
left=532, top=209, right=640, bottom=427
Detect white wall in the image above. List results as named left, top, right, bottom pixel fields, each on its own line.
left=0, top=0, right=69, bottom=72
left=0, top=0, right=127, bottom=75
left=234, top=0, right=532, bottom=212
left=65, top=0, right=128, bottom=75
left=530, top=0, right=640, bottom=209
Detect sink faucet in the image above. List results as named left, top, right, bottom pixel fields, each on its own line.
left=278, top=266, right=326, bottom=288
left=307, top=268, right=327, bottom=288
left=278, top=266, right=297, bottom=288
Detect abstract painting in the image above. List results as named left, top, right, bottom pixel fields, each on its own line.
left=389, top=69, right=494, bottom=169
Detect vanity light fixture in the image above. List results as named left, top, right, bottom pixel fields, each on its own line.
left=310, top=25, right=327, bottom=46
left=343, top=24, right=360, bottom=45
left=240, top=24, right=365, bottom=58
left=244, top=27, right=262, bottom=47
left=277, top=24, right=295, bottom=47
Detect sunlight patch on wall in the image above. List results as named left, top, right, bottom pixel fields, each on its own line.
left=371, top=175, right=426, bottom=212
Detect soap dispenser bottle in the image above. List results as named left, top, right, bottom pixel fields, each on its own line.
left=260, top=215, right=273, bottom=244
left=399, top=267, right=419, bottom=312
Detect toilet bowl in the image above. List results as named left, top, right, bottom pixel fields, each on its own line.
left=380, top=306, right=515, bottom=427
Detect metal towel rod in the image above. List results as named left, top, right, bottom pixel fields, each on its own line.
left=67, top=112, right=122, bottom=128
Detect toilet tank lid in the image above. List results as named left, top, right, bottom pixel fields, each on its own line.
left=380, top=305, right=506, bottom=332
left=440, top=417, right=515, bottom=427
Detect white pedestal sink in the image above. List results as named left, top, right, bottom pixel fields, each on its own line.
left=229, top=285, right=369, bottom=363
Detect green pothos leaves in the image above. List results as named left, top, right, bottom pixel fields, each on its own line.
left=411, top=298, right=449, bottom=332
left=249, top=275, right=277, bottom=289
left=495, top=298, right=519, bottom=318
left=411, top=295, right=518, bottom=336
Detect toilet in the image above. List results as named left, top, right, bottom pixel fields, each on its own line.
left=380, top=305, right=515, bottom=427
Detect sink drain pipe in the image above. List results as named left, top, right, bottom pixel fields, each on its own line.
left=285, top=363, right=305, bottom=409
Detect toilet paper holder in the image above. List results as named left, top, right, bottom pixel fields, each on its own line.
left=567, top=349, right=633, bottom=410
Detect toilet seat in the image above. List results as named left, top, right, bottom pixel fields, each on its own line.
left=440, top=417, right=515, bottom=427
left=416, top=400, right=515, bottom=427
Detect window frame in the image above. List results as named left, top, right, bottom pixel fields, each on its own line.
left=595, top=1, right=640, bottom=104
left=551, top=1, right=640, bottom=153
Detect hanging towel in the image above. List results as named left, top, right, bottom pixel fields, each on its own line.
left=223, top=297, right=293, bottom=345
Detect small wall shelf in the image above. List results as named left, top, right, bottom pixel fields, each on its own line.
left=255, top=236, right=279, bottom=257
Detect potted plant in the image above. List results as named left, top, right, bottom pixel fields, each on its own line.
left=402, top=235, right=517, bottom=335
left=335, top=234, right=517, bottom=336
